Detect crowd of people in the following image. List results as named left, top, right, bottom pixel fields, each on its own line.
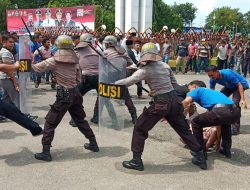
left=0, top=28, right=249, bottom=171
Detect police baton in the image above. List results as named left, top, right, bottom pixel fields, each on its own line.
left=21, top=17, right=45, bottom=60
left=81, top=24, right=104, bottom=52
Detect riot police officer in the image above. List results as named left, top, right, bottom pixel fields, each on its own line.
left=115, top=43, right=206, bottom=171
left=32, top=35, right=99, bottom=161
left=102, top=35, right=137, bottom=125
left=69, top=33, right=99, bottom=126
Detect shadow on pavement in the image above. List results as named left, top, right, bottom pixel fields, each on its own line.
left=116, top=148, right=250, bottom=174
left=114, top=158, right=203, bottom=175
left=239, top=125, right=250, bottom=135
left=208, top=148, right=250, bottom=167
left=0, top=130, right=27, bottom=140
left=33, top=106, right=50, bottom=112
left=0, top=146, right=129, bottom=167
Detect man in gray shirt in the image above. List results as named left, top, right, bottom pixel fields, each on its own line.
left=115, top=42, right=207, bottom=171
left=0, top=34, right=19, bottom=107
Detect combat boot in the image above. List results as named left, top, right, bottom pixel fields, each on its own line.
left=122, top=152, right=144, bottom=171
left=84, top=137, right=99, bottom=152
left=130, top=111, right=137, bottom=125
left=90, top=114, right=98, bottom=124
left=191, top=150, right=207, bottom=170
left=35, top=145, right=52, bottom=161
left=231, top=126, right=240, bottom=135
left=219, top=147, right=231, bottom=158
left=69, top=119, right=77, bottom=127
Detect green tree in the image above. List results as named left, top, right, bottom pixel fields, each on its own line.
left=93, top=1, right=115, bottom=31
left=243, top=11, right=250, bottom=35
left=0, top=0, right=11, bottom=31
left=171, top=2, right=197, bottom=26
left=153, top=0, right=183, bottom=32
left=205, top=7, right=244, bottom=34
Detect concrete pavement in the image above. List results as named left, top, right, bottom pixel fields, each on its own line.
left=0, top=74, right=250, bottom=190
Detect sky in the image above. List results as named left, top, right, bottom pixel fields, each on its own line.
left=163, top=0, right=250, bottom=26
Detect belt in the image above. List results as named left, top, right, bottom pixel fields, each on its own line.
left=213, top=104, right=235, bottom=109
left=57, top=86, right=79, bottom=93
left=153, top=90, right=176, bottom=101
left=67, top=86, right=79, bottom=93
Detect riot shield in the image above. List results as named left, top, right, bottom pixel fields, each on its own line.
left=98, top=56, right=127, bottom=131
left=18, top=35, right=32, bottom=114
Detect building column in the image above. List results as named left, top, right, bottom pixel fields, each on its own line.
left=115, top=0, right=125, bottom=32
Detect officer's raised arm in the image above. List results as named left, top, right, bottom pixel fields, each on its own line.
left=32, top=57, right=56, bottom=73
left=115, top=69, right=146, bottom=87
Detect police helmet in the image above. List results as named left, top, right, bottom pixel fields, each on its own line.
left=80, top=33, right=93, bottom=43
left=55, top=35, right=74, bottom=49
left=103, top=35, right=117, bottom=46
left=140, top=42, right=159, bottom=57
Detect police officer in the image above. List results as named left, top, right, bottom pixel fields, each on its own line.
left=115, top=43, right=206, bottom=171
left=103, top=35, right=137, bottom=124
left=55, top=9, right=64, bottom=27
left=69, top=33, right=99, bottom=126
left=207, top=66, right=249, bottom=135
left=34, top=9, right=43, bottom=27
left=32, top=35, right=99, bottom=161
left=0, top=63, right=43, bottom=136
left=183, top=80, right=241, bottom=158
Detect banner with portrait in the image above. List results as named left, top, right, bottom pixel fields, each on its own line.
left=6, top=5, right=95, bottom=34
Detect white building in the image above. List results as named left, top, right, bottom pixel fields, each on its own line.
left=115, top=0, right=153, bottom=33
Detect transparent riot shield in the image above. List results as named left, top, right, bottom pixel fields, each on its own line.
left=98, top=56, right=127, bottom=131
left=18, top=35, right=32, bottom=114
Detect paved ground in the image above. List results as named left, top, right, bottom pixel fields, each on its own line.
left=1, top=74, right=250, bottom=190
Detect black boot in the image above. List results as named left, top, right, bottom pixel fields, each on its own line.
left=34, top=145, right=52, bottom=161
left=84, top=137, right=99, bottom=152
left=122, top=152, right=144, bottom=171
left=31, top=128, right=43, bottom=137
left=69, top=119, right=77, bottom=127
left=130, top=112, right=137, bottom=125
left=191, top=150, right=207, bottom=170
left=90, top=114, right=98, bottom=124
left=219, top=147, right=231, bottom=158
left=231, top=126, right=240, bottom=135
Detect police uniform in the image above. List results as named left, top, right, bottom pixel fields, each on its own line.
left=71, top=34, right=99, bottom=125
left=187, top=87, right=241, bottom=158
left=103, top=36, right=137, bottom=125
left=115, top=43, right=206, bottom=171
left=42, top=9, right=56, bottom=27
left=34, top=10, right=43, bottom=27
left=55, top=9, right=64, bottom=27
left=32, top=35, right=99, bottom=162
left=209, top=69, right=249, bottom=134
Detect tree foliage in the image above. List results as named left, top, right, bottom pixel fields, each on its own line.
left=243, top=11, right=250, bottom=35
left=152, top=0, right=183, bottom=32
left=0, top=0, right=11, bottom=31
left=205, top=7, right=244, bottom=34
left=171, top=2, right=197, bottom=26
